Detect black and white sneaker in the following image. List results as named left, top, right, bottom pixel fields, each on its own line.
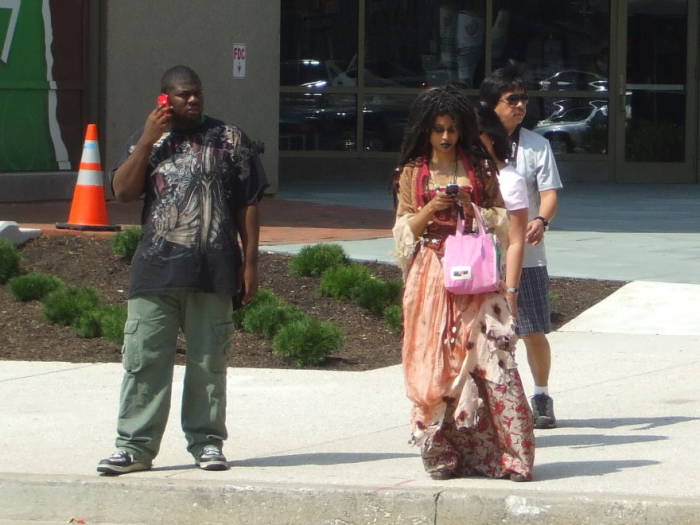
left=97, top=449, right=151, bottom=475
left=531, top=394, right=557, bottom=429
left=195, top=445, right=229, bottom=471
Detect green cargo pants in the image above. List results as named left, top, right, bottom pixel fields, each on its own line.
left=115, top=292, right=233, bottom=463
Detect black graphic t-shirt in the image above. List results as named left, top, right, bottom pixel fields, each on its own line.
left=111, top=117, right=268, bottom=299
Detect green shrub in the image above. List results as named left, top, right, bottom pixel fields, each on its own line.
left=242, top=302, right=304, bottom=339
left=289, top=243, right=348, bottom=277
left=350, top=278, right=403, bottom=315
left=318, top=263, right=371, bottom=300
left=98, top=305, right=128, bottom=345
left=75, top=311, right=102, bottom=338
left=383, top=304, right=403, bottom=333
left=43, top=286, right=100, bottom=326
left=110, top=227, right=142, bottom=259
left=232, top=288, right=281, bottom=328
left=0, top=239, right=20, bottom=284
left=7, top=272, right=64, bottom=302
left=272, top=318, right=343, bottom=367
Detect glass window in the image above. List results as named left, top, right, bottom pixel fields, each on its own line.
left=492, top=0, right=610, bottom=92
left=365, top=1, right=486, bottom=88
left=281, top=1, right=358, bottom=87
left=625, top=0, right=687, bottom=162
left=362, top=94, right=415, bottom=152
left=528, top=98, right=609, bottom=155
left=279, top=93, right=357, bottom=151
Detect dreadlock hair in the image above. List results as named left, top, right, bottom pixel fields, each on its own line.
left=391, top=84, right=501, bottom=208
left=397, top=84, right=481, bottom=168
left=479, top=60, right=526, bottom=109
left=476, top=102, right=511, bottom=162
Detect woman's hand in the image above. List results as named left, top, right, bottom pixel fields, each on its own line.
left=455, top=187, right=473, bottom=217
left=428, top=191, right=456, bottom=213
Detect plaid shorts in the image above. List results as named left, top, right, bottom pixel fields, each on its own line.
left=516, top=266, right=551, bottom=336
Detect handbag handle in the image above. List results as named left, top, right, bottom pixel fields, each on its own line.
left=454, top=203, right=487, bottom=237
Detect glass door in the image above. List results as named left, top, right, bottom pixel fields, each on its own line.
left=615, top=0, right=698, bottom=182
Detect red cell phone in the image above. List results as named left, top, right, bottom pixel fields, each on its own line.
left=157, top=93, right=171, bottom=108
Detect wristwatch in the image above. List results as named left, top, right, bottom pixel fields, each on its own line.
left=506, top=287, right=519, bottom=294
left=534, top=215, right=549, bottom=227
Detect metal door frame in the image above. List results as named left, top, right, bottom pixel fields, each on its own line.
left=613, top=0, right=698, bottom=182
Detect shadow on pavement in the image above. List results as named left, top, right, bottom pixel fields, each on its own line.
left=534, top=459, right=659, bottom=481
left=536, top=433, right=667, bottom=448
left=233, top=452, right=418, bottom=468
left=557, top=416, right=698, bottom=431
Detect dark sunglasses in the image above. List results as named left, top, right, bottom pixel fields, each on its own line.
left=501, top=93, right=529, bottom=105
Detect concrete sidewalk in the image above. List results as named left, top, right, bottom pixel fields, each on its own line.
left=1, top=281, right=699, bottom=524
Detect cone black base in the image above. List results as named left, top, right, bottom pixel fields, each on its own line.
left=55, top=222, right=121, bottom=231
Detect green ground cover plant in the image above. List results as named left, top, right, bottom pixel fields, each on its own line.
left=272, top=318, right=343, bottom=367
left=42, top=285, right=100, bottom=327
left=0, top=240, right=128, bottom=346
left=7, top=272, right=63, bottom=302
left=382, top=304, right=403, bottom=334
left=0, top=240, right=20, bottom=284
left=302, top=244, right=404, bottom=331
left=235, top=287, right=344, bottom=366
left=98, top=305, right=128, bottom=345
left=242, top=302, right=305, bottom=339
left=110, top=226, right=142, bottom=260
left=318, top=263, right=372, bottom=301
left=288, top=243, right=348, bottom=277
left=350, top=277, right=403, bottom=316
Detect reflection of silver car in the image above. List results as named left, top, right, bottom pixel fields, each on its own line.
left=533, top=104, right=608, bottom=154
left=280, top=59, right=347, bottom=88
left=538, top=70, right=608, bottom=92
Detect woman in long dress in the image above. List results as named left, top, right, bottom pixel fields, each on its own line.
left=392, top=85, right=534, bottom=481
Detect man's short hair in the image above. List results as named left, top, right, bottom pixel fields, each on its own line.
left=480, top=62, right=526, bottom=109
left=160, top=65, right=201, bottom=93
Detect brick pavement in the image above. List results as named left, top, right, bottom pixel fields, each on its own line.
left=0, top=197, right=394, bottom=244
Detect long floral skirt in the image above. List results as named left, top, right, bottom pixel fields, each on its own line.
left=402, top=246, right=534, bottom=480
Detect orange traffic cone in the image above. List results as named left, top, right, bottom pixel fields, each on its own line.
left=56, top=124, right=120, bottom=231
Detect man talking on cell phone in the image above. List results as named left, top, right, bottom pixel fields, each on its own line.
left=97, top=65, right=267, bottom=475
left=480, top=63, right=563, bottom=430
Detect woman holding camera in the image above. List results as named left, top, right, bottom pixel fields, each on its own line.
left=392, top=85, right=533, bottom=481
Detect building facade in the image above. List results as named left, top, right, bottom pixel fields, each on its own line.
left=0, top=1, right=697, bottom=201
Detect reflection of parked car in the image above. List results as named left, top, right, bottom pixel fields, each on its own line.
left=279, top=94, right=407, bottom=152
left=538, top=70, right=608, bottom=92
left=280, top=58, right=347, bottom=88
left=533, top=104, right=608, bottom=154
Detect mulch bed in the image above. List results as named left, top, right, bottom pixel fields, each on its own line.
left=0, top=236, right=625, bottom=371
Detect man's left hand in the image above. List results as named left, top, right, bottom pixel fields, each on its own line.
left=525, top=219, right=545, bottom=245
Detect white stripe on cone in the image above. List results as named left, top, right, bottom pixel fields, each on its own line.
left=75, top=169, right=104, bottom=187
left=75, top=139, right=104, bottom=187
left=80, top=140, right=101, bottom=165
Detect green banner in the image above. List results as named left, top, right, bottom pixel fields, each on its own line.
left=0, top=0, right=60, bottom=172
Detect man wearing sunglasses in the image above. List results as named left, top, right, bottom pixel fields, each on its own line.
left=480, top=65, right=563, bottom=430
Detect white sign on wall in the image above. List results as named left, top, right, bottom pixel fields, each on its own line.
left=232, top=43, right=247, bottom=79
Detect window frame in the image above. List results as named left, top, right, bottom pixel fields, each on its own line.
left=279, top=0, right=612, bottom=160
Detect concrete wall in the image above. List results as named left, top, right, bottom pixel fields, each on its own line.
left=103, top=0, right=280, bottom=192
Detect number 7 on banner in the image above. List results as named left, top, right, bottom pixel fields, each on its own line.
left=0, top=0, right=20, bottom=64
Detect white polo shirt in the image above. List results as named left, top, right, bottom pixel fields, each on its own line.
left=514, top=128, right=563, bottom=268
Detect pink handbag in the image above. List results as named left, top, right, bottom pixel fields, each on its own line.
left=442, top=203, right=499, bottom=295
